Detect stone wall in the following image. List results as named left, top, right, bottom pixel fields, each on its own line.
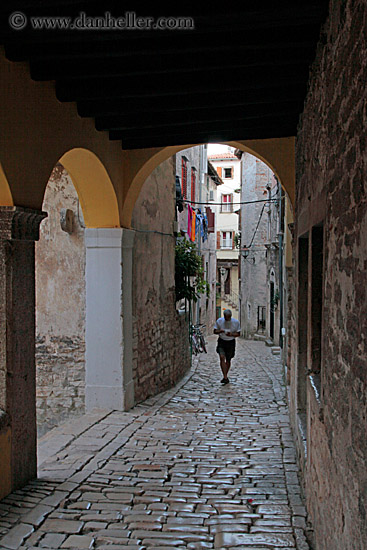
left=240, top=153, right=280, bottom=341
left=36, top=164, right=86, bottom=436
left=291, top=1, right=367, bottom=548
left=131, top=157, right=190, bottom=404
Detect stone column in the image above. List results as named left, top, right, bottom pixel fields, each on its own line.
left=0, top=206, right=47, bottom=491
left=85, top=228, right=125, bottom=411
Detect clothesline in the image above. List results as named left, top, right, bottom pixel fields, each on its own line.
left=187, top=205, right=208, bottom=243
left=183, top=197, right=281, bottom=206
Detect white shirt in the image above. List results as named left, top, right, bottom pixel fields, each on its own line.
left=214, top=317, right=241, bottom=341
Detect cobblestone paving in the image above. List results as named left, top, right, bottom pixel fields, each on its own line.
left=0, top=337, right=310, bottom=550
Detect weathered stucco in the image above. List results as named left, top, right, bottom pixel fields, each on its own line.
left=290, top=1, right=367, bottom=548
left=36, top=165, right=86, bottom=435
left=131, top=157, right=190, bottom=403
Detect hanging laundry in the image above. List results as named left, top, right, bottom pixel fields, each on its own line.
left=191, top=209, right=196, bottom=241
left=187, top=204, right=193, bottom=240
left=196, top=209, right=202, bottom=239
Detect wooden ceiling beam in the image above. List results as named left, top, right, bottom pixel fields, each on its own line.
left=55, top=68, right=308, bottom=102
left=118, top=126, right=296, bottom=150
left=29, top=45, right=315, bottom=81
left=110, top=116, right=299, bottom=141
left=76, top=85, right=305, bottom=117
left=95, top=102, right=303, bottom=132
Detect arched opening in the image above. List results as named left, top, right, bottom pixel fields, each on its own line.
left=121, top=137, right=294, bottom=228
left=0, top=163, right=13, bottom=207
left=35, top=150, right=123, bottom=447
left=59, top=148, right=120, bottom=228
left=126, top=140, right=294, bottom=404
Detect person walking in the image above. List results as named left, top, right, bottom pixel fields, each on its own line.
left=214, top=309, right=241, bottom=384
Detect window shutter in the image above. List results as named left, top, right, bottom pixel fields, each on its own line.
left=206, top=207, right=215, bottom=233
left=217, top=166, right=222, bottom=177
left=181, top=157, right=187, bottom=199
left=231, top=166, right=234, bottom=178
left=217, top=231, right=221, bottom=249
left=230, top=193, right=233, bottom=212
left=232, top=231, right=235, bottom=249
left=191, top=168, right=196, bottom=203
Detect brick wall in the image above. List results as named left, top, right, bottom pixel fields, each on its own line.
left=132, top=292, right=190, bottom=404
left=292, top=1, right=367, bottom=548
left=36, top=336, right=85, bottom=435
left=131, top=157, right=191, bottom=404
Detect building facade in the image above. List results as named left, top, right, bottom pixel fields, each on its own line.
left=175, top=145, right=217, bottom=331
left=208, top=151, right=241, bottom=319
left=236, top=152, right=283, bottom=344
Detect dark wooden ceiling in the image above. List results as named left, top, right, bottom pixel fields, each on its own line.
left=0, top=1, right=329, bottom=149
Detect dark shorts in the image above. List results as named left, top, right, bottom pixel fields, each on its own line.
left=216, top=337, right=236, bottom=361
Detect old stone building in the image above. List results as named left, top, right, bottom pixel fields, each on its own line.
left=287, top=2, right=367, bottom=548
left=131, top=157, right=190, bottom=403
left=209, top=150, right=241, bottom=317
left=176, top=145, right=217, bottom=329
left=0, top=3, right=366, bottom=549
left=236, top=151, right=292, bottom=348
left=237, top=152, right=279, bottom=340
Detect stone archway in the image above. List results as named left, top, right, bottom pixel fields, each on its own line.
left=59, top=148, right=120, bottom=228
left=0, top=163, right=13, bottom=207
left=39, top=151, right=130, bottom=419
left=121, top=137, right=295, bottom=228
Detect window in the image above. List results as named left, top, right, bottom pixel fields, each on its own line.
left=181, top=157, right=188, bottom=199
left=209, top=190, right=214, bottom=201
left=223, top=167, right=233, bottom=179
left=221, top=194, right=233, bottom=212
left=221, top=231, right=233, bottom=249
left=191, top=168, right=196, bottom=203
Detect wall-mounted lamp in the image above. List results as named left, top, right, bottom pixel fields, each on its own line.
left=241, top=247, right=255, bottom=264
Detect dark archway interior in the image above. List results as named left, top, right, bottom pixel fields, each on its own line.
left=0, top=2, right=329, bottom=149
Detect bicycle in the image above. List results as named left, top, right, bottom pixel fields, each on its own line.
left=190, top=323, right=207, bottom=354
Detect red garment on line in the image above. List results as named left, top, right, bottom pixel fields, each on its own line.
left=187, top=204, right=193, bottom=240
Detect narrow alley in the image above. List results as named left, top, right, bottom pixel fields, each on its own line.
left=0, top=338, right=309, bottom=550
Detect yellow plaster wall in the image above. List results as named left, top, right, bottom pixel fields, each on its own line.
left=229, top=137, right=295, bottom=205
left=0, top=49, right=295, bottom=230
left=0, top=164, right=13, bottom=206
left=60, top=149, right=120, bottom=228
left=0, top=51, right=123, bottom=225
left=0, top=426, right=11, bottom=499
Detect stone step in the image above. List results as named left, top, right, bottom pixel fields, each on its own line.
left=271, top=346, right=281, bottom=355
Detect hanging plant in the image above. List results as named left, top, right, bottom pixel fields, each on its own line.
left=175, top=239, right=210, bottom=302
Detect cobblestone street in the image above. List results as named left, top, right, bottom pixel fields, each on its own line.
left=0, top=337, right=310, bottom=550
